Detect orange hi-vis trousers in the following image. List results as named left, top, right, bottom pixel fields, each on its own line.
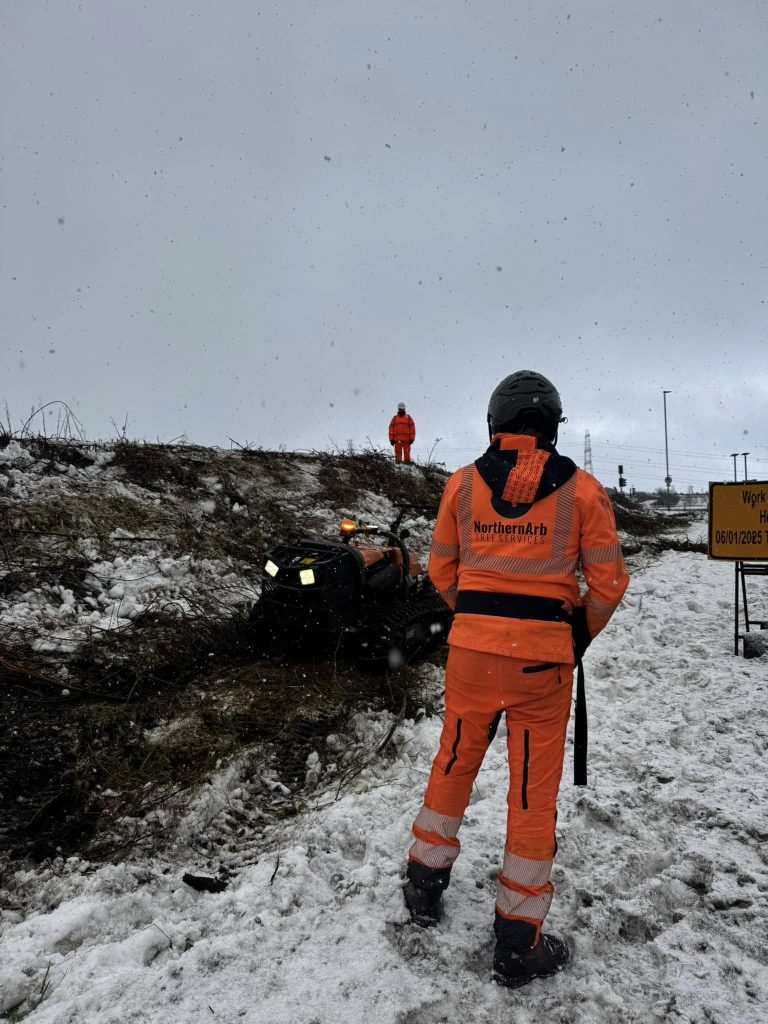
left=394, top=441, right=411, bottom=463
left=409, top=646, right=573, bottom=936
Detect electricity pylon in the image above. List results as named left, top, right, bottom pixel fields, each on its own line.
left=584, top=431, right=593, bottom=474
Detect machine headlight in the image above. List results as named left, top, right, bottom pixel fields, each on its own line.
left=299, top=568, right=316, bottom=586
left=264, top=560, right=279, bottom=577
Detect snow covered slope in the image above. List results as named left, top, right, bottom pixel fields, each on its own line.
left=2, top=551, right=766, bottom=1024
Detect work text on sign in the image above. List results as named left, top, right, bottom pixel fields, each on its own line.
left=708, top=482, right=768, bottom=561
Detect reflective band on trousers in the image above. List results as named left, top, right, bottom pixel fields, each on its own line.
left=501, top=850, right=552, bottom=886
left=496, top=877, right=554, bottom=921
left=458, top=468, right=578, bottom=574
left=408, top=804, right=463, bottom=870
left=495, top=851, right=554, bottom=922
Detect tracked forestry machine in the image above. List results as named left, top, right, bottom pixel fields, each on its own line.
left=251, top=509, right=452, bottom=667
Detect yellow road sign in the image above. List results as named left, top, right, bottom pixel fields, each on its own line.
left=708, top=481, right=768, bottom=560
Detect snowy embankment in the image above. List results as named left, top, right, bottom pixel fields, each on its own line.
left=0, top=439, right=441, bottom=657
left=1, top=551, right=766, bottom=1024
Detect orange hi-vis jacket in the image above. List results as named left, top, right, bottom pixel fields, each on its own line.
left=389, top=413, right=415, bottom=444
left=428, top=434, right=629, bottom=665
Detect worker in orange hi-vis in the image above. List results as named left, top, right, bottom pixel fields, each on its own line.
left=403, top=371, right=629, bottom=990
left=388, top=402, right=415, bottom=464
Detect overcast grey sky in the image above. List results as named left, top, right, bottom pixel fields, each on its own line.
left=2, top=0, right=766, bottom=491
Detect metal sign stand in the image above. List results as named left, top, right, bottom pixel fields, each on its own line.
left=734, top=560, right=768, bottom=656
left=708, top=480, right=768, bottom=657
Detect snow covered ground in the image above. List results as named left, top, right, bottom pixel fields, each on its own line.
left=1, top=550, right=766, bottom=1023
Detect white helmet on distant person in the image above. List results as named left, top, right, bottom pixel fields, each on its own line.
left=398, top=402, right=406, bottom=413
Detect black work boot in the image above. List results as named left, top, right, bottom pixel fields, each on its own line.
left=492, top=914, right=570, bottom=989
left=403, top=863, right=451, bottom=927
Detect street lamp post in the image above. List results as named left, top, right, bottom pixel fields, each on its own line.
left=730, top=453, right=739, bottom=481
left=662, top=390, right=672, bottom=506
left=742, top=452, right=750, bottom=481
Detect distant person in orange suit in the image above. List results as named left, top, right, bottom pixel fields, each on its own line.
left=389, top=402, right=416, bottom=464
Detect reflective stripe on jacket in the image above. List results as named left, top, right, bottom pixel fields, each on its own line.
left=428, top=433, right=629, bottom=664
left=389, top=413, right=415, bottom=444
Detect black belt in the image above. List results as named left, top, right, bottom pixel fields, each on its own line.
left=454, top=590, right=571, bottom=622
left=454, top=589, right=588, bottom=788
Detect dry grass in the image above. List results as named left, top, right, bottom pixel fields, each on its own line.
left=1, top=490, right=170, bottom=556
left=226, top=447, right=310, bottom=487
left=24, top=437, right=96, bottom=469
left=0, top=554, right=92, bottom=602
left=112, top=441, right=205, bottom=491
left=316, top=450, right=447, bottom=513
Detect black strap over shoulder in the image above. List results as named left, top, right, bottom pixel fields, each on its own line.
left=574, top=657, right=587, bottom=786
left=570, top=608, right=590, bottom=785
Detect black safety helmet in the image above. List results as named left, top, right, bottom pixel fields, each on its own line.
left=487, top=371, right=565, bottom=441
